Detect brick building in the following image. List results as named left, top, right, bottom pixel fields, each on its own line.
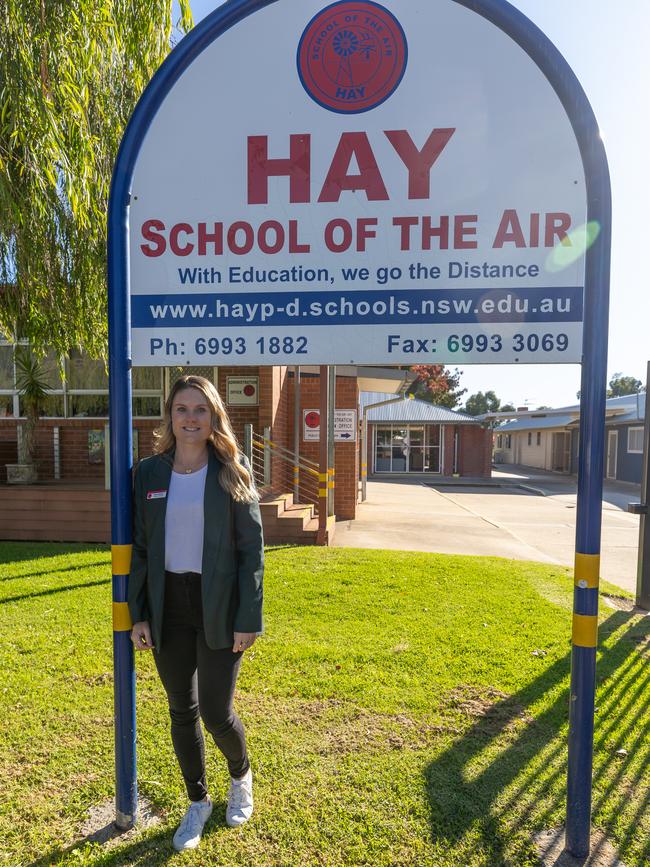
left=0, top=342, right=492, bottom=542
left=361, top=392, right=491, bottom=478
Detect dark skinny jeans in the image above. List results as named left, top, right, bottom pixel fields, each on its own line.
left=153, top=571, right=249, bottom=801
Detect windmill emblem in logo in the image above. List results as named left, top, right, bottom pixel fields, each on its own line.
left=298, top=1, right=408, bottom=114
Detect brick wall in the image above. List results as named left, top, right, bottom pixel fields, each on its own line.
left=217, top=366, right=261, bottom=444
left=459, top=424, right=492, bottom=477
left=0, top=425, right=18, bottom=482
left=286, top=371, right=358, bottom=520
left=0, top=418, right=160, bottom=483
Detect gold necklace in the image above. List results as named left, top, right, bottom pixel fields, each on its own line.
left=174, top=461, right=207, bottom=475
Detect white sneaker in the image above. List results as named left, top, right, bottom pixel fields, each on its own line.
left=172, top=798, right=213, bottom=851
left=226, top=768, right=253, bottom=827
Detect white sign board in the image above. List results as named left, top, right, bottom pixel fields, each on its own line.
left=227, top=376, right=259, bottom=405
left=303, top=409, right=357, bottom=442
left=129, top=0, right=586, bottom=366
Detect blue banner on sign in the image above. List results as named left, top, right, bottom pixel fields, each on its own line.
left=131, top=286, right=583, bottom=328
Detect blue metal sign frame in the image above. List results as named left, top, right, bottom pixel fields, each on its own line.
left=107, top=0, right=610, bottom=854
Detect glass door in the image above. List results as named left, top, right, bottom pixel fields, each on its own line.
left=424, top=425, right=441, bottom=473
left=408, top=426, right=425, bottom=471
left=375, top=426, right=392, bottom=472
left=391, top=427, right=408, bottom=472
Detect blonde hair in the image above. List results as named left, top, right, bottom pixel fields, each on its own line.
left=154, top=375, right=258, bottom=503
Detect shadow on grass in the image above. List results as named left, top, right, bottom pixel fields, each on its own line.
left=0, top=541, right=107, bottom=566
left=0, top=577, right=110, bottom=604
left=424, top=610, right=650, bottom=865
left=28, top=802, right=234, bottom=867
left=0, top=561, right=110, bottom=584
left=26, top=824, right=176, bottom=867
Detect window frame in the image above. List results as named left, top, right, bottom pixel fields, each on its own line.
left=627, top=426, right=644, bottom=454
left=0, top=341, right=164, bottom=419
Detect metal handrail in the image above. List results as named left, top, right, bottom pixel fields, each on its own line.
left=252, top=434, right=319, bottom=472
left=251, top=435, right=320, bottom=506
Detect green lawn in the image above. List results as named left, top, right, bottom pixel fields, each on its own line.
left=0, top=542, right=648, bottom=866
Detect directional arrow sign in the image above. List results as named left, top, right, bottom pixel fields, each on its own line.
left=303, top=409, right=357, bottom=442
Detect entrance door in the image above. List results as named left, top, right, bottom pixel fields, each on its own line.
left=408, top=426, right=425, bottom=472
left=551, top=432, right=571, bottom=472
left=606, top=430, right=618, bottom=479
left=373, top=424, right=442, bottom=473
left=424, top=424, right=441, bottom=473
left=391, top=427, right=408, bottom=472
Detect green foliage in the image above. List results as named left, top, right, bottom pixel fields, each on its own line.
left=408, top=365, right=466, bottom=408
left=607, top=373, right=644, bottom=397
left=1, top=544, right=647, bottom=866
left=14, top=345, right=52, bottom=403
left=13, top=345, right=52, bottom=462
left=464, top=390, right=501, bottom=416
left=0, top=0, right=193, bottom=357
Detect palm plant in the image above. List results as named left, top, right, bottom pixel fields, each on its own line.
left=14, top=346, right=52, bottom=466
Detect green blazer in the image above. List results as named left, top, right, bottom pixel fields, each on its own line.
left=128, top=449, right=264, bottom=650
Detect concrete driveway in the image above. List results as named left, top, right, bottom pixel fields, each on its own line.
left=333, top=467, right=642, bottom=594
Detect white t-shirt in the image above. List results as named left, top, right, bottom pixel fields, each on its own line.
left=164, top=464, right=208, bottom=574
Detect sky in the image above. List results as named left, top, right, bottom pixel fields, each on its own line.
left=173, top=0, right=649, bottom=409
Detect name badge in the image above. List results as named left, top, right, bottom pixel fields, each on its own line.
left=147, top=489, right=167, bottom=500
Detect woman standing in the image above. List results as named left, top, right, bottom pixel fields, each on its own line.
left=128, top=375, right=263, bottom=852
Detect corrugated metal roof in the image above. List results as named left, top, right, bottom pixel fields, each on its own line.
left=606, top=392, right=645, bottom=424
left=361, top=392, right=479, bottom=424
left=497, top=414, right=577, bottom=432
left=496, top=392, right=645, bottom=432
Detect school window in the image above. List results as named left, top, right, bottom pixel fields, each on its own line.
left=496, top=434, right=503, bottom=448
left=505, top=434, right=512, bottom=449
left=527, top=432, right=532, bottom=446
left=628, top=427, right=644, bottom=454
left=0, top=341, right=164, bottom=418
left=374, top=424, right=442, bottom=473
left=537, top=432, right=541, bottom=446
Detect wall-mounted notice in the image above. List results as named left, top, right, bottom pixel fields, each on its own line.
left=227, top=376, right=259, bottom=405
left=303, top=408, right=357, bottom=442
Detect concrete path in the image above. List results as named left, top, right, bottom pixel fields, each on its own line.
left=333, top=469, right=641, bottom=594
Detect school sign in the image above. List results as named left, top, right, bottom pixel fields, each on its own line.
left=128, top=0, right=587, bottom=368
left=108, top=0, right=611, bottom=857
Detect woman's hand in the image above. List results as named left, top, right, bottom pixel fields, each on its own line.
left=233, top=632, right=257, bottom=653
left=131, top=621, right=154, bottom=651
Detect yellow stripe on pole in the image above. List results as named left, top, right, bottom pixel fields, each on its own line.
left=319, top=489, right=328, bottom=498
left=318, top=472, right=328, bottom=481
left=112, top=544, right=132, bottom=575
left=574, top=553, right=600, bottom=588
left=328, top=482, right=335, bottom=489
left=572, top=614, right=598, bottom=648
left=113, top=602, right=132, bottom=632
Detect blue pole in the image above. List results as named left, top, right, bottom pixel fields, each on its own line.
left=107, top=152, right=136, bottom=830
left=566, top=158, right=611, bottom=854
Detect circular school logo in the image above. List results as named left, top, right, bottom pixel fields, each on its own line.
left=297, top=1, right=408, bottom=114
